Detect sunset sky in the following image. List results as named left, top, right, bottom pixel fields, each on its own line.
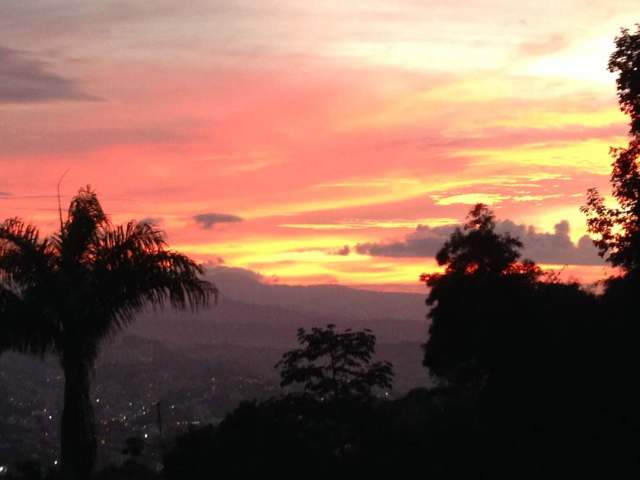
left=1, top=1, right=639, bottom=291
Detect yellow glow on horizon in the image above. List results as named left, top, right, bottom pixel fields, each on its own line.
left=244, top=255, right=442, bottom=287
left=175, top=236, right=445, bottom=287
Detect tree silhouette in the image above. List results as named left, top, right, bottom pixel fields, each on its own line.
left=0, top=187, right=216, bottom=480
left=609, top=25, right=640, bottom=139
left=276, top=324, right=393, bottom=401
left=421, top=204, right=607, bottom=477
left=582, top=25, right=640, bottom=276
left=432, top=204, right=528, bottom=277
left=579, top=29, right=640, bottom=464
left=422, top=204, right=542, bottom=387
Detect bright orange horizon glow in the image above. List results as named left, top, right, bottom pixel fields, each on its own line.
left=1, top=2, right=638, bottom=290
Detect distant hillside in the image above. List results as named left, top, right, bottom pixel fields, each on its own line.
left=129, top=266, right=429, bottom=348
left=205, top=266, right=427, bottom=321
left=132, top=297, right=428, bottom=348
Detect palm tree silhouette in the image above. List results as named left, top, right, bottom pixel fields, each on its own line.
left=0, top=187, right=216, bottom=479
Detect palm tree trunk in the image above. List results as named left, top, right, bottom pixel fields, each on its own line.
left=61, top=357, right=97, bottom=480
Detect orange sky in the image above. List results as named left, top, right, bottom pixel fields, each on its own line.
left=1, top=1, right=638, bottom=290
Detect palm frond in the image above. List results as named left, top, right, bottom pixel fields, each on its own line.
left=90, top=220, right=216, bottom=339
left=0, top=218, right=55, bottom=290
left=0, top=283, right=57, bottom=355
left=59, top=186, right=108, bottom=265
left=0, top=189, right=217, bottom=360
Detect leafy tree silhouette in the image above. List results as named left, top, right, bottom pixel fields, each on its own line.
left=610, top=24, right=640, bottom=139
left=582, top=25, right=640, bottom=276
left=421, top=204, right=606, bottom=478
left=276, top=324, right=393, bottom=401
left=579, top=29, right=640, bottom=475
left=422, top=204, right=542, bottom=388
left=0, top=187, right=215, bottom=480
left=432, top=203, right=530, bottom=277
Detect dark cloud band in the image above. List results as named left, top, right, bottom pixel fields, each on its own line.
left=356, top=219, right=602, bottom=266
left=0, top=46, right=98, bottom=103
left=193, top=213, right=243, bottom=229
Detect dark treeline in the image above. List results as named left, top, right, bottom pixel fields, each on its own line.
left=2, top=24, right=640, bottom=480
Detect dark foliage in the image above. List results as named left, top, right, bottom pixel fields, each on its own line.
left=434, top=203, right=524, bottom=276
left=275, top=324, right=393, bottom=401
left=419, top=202, right=640, bottom=478
left=163, top=391, right=482, bottom=478
left=93, top=463, right=159, bottom=480
left=422, top=204, right=546, bottom=387
left=582, top=25, right=640, bottom=275
left=609, top=24, right=640, bottom=138
left=1, top=460, right=56, bottom=480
